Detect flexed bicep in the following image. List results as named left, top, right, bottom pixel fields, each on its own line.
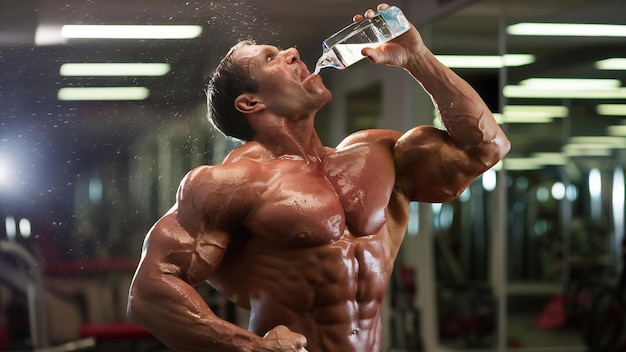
left=393, top=125, right=489, bottom=203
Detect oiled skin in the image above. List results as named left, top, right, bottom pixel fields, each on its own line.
left=127, top=4, right=511, bottom=352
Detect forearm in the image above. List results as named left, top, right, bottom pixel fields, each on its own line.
left=129, top=274, right=258, bottom=352
left=402, top=48, right=510, bottom=164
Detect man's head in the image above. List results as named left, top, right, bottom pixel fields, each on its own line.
left=206, top=40, right=258, bottom=141
left=206, top=40, right=331, bottom=141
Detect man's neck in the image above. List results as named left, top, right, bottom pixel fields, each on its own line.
left=252, top=114, right=325, bottom=163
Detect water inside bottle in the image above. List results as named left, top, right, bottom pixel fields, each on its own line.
left=312, top=6, right=409, bottom=74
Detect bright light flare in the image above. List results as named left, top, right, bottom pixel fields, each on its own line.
left=0, top=155, right=13, bottom=189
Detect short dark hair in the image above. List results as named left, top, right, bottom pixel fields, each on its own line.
left=205, top=40, right=258, bottom=141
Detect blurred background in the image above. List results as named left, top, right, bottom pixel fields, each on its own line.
left=1, top=0, right=626, bottom=351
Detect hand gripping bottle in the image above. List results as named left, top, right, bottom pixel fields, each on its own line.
left=313, top=6, right=410, bottom=74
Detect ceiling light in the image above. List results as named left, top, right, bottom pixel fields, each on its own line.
left=503, top=86, right=626, bottom=99
left=568, top=136, right=626, bottom=148
left=608, top=125, right=626, bottom=136
left=501, top=154, right=567, bottom=170
left=520, top=78, right=621, bottom=90
left=507, top=23, right=626, bottom=37
left=35, top=24, right=67, bottom=45
left=435, top=54, right=535, bottom=68
left=61, top=25, right=203, bottom=39
left=57, top=87, right=150, bottom=101
left=494, top=113, right=553, bottom=124
left=596, top=58, right=626, bottom=70
left=563, top=136, right=626, bottom=157
left=597, top=104, right=626, bottom=116
left=60, top=63, right=171, bottom=76
left=503, top=157, right=544, bottom=171
left=496, top=105, right=569, bottom=124
left=503, top=105, right=569, bottom=119
left=504, top=78, right=624, bottom=99
left=563, top=144, right=613, bottom=157
left=532, top=152, right=567, bottom=165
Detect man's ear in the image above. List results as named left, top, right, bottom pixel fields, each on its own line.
left=235, top=93, right=265, bottom=114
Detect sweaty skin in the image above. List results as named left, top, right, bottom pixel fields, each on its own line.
left=128, top=3, right=510, bottom=352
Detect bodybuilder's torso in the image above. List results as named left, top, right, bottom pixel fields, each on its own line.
left=208, top=137, right=410, bottom=351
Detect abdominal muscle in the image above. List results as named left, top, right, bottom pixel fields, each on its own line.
left=230, top=229, right=394, bottom=352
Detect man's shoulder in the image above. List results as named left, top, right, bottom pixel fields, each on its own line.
left=336, top=129, right=403, bottom=150
left=179, top=161, right=259, bottom=198
left=223, top=141, right=272, bottom=164
left=176, top=163, right=258, bottom=217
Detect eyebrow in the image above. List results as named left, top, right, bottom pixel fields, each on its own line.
left=242, top=45, right=281, bottom=76
left=261, top=45, right=280, bottom=57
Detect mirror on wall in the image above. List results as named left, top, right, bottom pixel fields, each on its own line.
left=417, top=0, right=626, bottom=350
left=503, top=0, right=626, bottom=350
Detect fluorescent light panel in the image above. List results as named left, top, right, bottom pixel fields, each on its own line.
left=568, top=136, right=626, bottom=147
left=61, top=25, right=202, bottom=39
left=436, top=54, right=535, bottom=68
left=494, top=113, right=553, bottom=124
left=597, top=104, right=626, bottom=116
left=562, top=136, right=626, bottom=156
left=608, top=125, right=626, bottom=136
left=58, top=87, right=150, bottom=101
left=494, top=105, right=569, bottom=124
left=507, top=23, right=626, bottom=37
left=532, top=152, right=567, bottom=165
left=504, top=154, right=568, bottom=170
left=596, top=58, right=626, bottom=70
left=504, top=105, right=569, bottom=118
left=504, top=78, right=625, bottom=99
left=60, top=63, right=171, bottom=76
left=503, top=157, right=544, bottom=170
left=504, top=86, right=626, bottom=99
left=520, top=78, right=621, bottom=90
left=563, top=144, right=613, bottom=157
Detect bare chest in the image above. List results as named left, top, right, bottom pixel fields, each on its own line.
left=245, top=149, right=395, bottom=247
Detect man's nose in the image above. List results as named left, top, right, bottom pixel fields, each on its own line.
left=282, top=47, right=300, bottom=63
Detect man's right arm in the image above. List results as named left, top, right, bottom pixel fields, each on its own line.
left=127, top=165, right=307, bottom=352
left=128, top=212, right=259, bottom=351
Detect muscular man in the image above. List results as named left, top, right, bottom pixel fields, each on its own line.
left=127, top=3, right=510, bottom=351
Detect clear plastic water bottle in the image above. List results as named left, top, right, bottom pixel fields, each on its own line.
left=313, top=6, right=410, bottom=74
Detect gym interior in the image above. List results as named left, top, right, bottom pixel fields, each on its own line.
left=1, top=0, right=625, bottom=351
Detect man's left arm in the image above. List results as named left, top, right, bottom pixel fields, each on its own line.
left=360, top=4, right=511, bottom=202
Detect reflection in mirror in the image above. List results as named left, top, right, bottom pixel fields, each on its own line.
left=504, top=0, right=626, bottom=350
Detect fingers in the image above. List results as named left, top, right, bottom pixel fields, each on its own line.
left=377, top=3, right=390, bottom=12
left=353, top=3, right=390, bottom=22
left=263, top=325, right=308, bottom=351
